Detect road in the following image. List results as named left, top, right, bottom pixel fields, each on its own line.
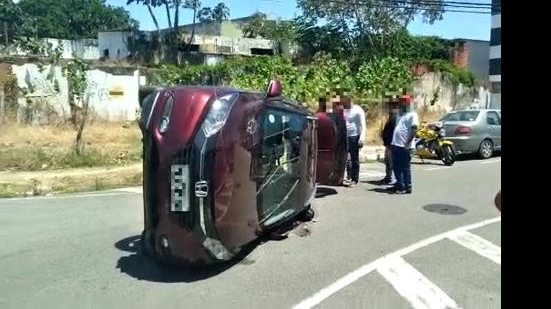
left=0, top=158, right=501, bottom=309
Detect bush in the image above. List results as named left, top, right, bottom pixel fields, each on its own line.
left=155, top=53, right=477, bottom=109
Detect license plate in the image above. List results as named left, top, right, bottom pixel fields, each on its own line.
left=170, top=164, right=190, bottom=212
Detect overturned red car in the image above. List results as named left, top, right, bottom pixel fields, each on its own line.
left=138, top=81, right=318, bottom=266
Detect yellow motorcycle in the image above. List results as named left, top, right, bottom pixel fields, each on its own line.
left=414, top=121, right=456, bottom=166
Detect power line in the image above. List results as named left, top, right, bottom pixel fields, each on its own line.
left=261, top=0, right=495, bottom=14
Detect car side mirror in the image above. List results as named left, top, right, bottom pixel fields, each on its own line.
left=265, top=80, right=282, bottom=99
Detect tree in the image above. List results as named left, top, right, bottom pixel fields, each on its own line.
left=297, top=0, right=444, bottom=56
left=0, top=0, right=37, bottom=44
left=197, top=2, right=230, bottom=22
left=183, top=0, right=201, bottom=51
left=16, top=0, right=137, bottom=40
left=63, top=58, right=91, bottom=154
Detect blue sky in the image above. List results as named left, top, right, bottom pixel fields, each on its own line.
left=107, top=0, right=492, bottom=41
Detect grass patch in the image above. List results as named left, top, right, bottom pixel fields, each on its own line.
left=0, top=120, right=142, bottom=171
left=0, top=183, right=20, bottom=198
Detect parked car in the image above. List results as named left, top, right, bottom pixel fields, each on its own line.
left=138, top=80, right=318, bottom=266
left=315, top=99, right=348, bottom=186
left=439, top=109, right=501, bottom=159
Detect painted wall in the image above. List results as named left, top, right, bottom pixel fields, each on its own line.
left=11, top=63, right=146, bottom=122
left=97, top=31, right=131, bottom=60
left=412, top=72, right=491, bottom=112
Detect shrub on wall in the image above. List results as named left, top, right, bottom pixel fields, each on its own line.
left=155, top=53, right=477, bottom=110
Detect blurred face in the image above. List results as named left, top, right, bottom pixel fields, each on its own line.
left=341, top=96, right=352, bottom=109
left=399, top=102, right=410, bottom=114
left=389, top=103, right=399, bottom=115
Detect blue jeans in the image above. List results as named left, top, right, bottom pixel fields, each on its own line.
left=391, top=145, right=412, bottom=190
left=346, top=136, right=360, bottom=183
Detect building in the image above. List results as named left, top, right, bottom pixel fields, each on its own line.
left=449, top=39, right=490, bottom=81
left=97, top=28, right=133, bottom=60
left=489, top=0, right=501, bottom=108
left=171, top=15, right=257, bottom=39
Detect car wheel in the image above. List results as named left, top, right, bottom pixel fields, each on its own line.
left=298, top=205, right=315, bottom=222
left=478, top=139, right=493, bottom=159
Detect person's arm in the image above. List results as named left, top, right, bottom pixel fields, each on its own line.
left=404, top=113, right=419, bottom=148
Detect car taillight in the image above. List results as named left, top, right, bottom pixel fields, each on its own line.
left=455, top=126, right=472, bottom=135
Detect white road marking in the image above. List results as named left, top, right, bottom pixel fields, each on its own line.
left=113, top=187, right=143, bottom=194
left=481, top=160, right=501, bottom=164
left=448, top=231, right=501, bottom=265
left=377, top=256, right=460, bottom=309
left=1, top=186, right=143, bottom=202
left=425, top=167, right=453, bottom=171
left=0, top=191, right=130, bottom=202
left=291, top=216, right=501, bottom=309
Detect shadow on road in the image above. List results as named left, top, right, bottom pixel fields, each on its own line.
left=362, top=180, right=384, bottom=185
left=115, top=235, right=260, bottom=283
left=315, top=186, right=338, bottom=198
left=368, top=187, right=394, bottom=194
left=115, top=212, right=316, bottom=283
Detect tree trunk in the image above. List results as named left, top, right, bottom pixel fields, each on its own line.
left=164, top=3, right=173, bottom=33
left=74, top=95, right=89, bottom=155
left=188, top=8, right=197, bottom=52
left=146, top=4, right=161, bottom=33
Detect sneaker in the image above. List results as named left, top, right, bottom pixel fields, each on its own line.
left=348, top=182, right=358, bottom=188
left=386, top=185, right=400, bottom=192
left=395, top=188, right=412, bottom=194
left=378, top=177, right=392, bottom=185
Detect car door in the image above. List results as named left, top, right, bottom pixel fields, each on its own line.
left=254, top=105, right=306, bottom=227
left=486, top=111, right=502, bottom=149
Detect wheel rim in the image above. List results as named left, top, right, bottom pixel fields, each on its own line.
left=482, top=142, right=492, bottom=157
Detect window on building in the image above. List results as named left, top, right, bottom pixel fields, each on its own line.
left=251, top=48, right=275, bottom=56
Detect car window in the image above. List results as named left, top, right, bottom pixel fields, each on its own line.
left=255, top=107, right=306, bottom=223
left=441, top=111, right=480, bottom=122
left=486, top=111, right=501, bottom=125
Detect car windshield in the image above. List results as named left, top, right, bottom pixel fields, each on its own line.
left=441, top=111, right=480, bottom=122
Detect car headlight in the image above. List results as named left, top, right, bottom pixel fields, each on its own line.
left=201, top=93, right=239, bottom=138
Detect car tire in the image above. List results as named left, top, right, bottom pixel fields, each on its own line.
left=298, top=205, right=315, bottom=222
left=478, top=139, right=493, bottom=159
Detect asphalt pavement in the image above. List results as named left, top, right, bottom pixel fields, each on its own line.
left=0, top=157, right=501, bottom=309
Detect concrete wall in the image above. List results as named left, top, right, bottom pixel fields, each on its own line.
left=45, top=39, right=98, bottom=60
left=0, top=38, right=98, bottom=60
left=97, top=31, right=131, bottom=60
left=11, top=63, right=146, bottom=122
left=412, top=72, right=491, bottom=112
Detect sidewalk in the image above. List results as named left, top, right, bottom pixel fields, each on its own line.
left=360, top=145, right=385, bottom=162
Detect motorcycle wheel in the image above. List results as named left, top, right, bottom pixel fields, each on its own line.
left=441, top=145, right=456, bottom=166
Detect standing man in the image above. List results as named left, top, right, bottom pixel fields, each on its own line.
left=390, top=95, right=418, bottom=194
left=379, top=100, right=399, bottom=185
left=343, top=96, right=367, bottom=187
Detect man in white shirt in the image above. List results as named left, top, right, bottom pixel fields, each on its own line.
left=390, top=95, right=419, bottom=194
left=342, top=96, right=367, bottom=187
